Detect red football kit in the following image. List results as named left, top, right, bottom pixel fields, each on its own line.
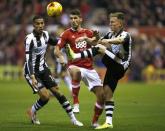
left=57, top=28, right=94, bottom=69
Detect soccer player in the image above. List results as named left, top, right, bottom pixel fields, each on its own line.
left=23, top=15, right=83, bottom=126
left=67, top=12, right=132, bottom=129
left=55, top=9, right=104, bottom=127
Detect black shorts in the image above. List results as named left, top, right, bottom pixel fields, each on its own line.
left=102, top=54, right=126, bottom=92
left=24, top=67, right=57, bottom=94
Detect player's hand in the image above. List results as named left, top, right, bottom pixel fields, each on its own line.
left=61, top=63, right=67, bottom=71
left=92, top=30, right=100, bottom=41
left=98, top=39, right=109, bottom=45
left=31, top=75, right=38, bottom=89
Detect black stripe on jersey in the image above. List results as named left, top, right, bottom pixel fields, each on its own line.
left=102, top=32, right=113, bottom=39
left=81, top=52, right=85, bottom=58
left=34, top=55, right=41, bottom=73
left=43, top=32, right=47, bottom=40
left=123, top=34, right=130, bottom=52
left=86, top=50, right=92, bottom=57
left=28, top=40, right=34, bottom=75
left=37, top=37, right=42, bottom=47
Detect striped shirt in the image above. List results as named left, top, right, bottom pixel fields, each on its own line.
left=103, top=30, right=132, bottom=69
left=24, top=30, right=58, bottom=75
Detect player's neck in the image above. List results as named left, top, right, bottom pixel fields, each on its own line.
left=71, top=26, right=82, bottom=32
left=33, top=29, right=42, bottom=37
left=113, top=28, right=123, bottom=36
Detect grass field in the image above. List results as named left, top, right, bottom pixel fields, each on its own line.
left=0, top=80, right=165, bottom=131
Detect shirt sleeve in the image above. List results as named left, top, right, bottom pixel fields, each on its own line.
left=86, top=29, right=93, bottom=38
left=25, top=37, right=34, bottom=75
left=48, top=35, right=59, bottom=46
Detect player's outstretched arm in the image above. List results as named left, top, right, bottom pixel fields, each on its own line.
left=98, top=37, right=125, bottom=45
left=54, top=45, right=65, bottom=64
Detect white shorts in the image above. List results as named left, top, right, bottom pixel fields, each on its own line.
left=68, top=65, right=103, bottom=91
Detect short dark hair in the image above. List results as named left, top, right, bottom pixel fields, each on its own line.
left=33, top=15, right=44, bottom=22
left=110, top=12, right=125, bottom=20
left=70, top=9, right=81, bottom=17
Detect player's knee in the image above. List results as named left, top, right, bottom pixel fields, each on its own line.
left=93, top=86, right=105, bottom=103
left=40, top=93, right=50, bottom=101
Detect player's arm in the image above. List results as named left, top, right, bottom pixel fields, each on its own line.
left=98, top=37, right=124, bottom=45
left=54, top=33, right=66, bottom=65
left=99, top=33, right=130, bottom=45
left=54, top=45, right=65, bottom=64
left=25, top=37, right=38, bottom=87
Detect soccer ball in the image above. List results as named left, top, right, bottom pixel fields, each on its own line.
left=47, top=2, right=63, bottom=17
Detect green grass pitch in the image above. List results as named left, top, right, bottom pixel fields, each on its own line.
left=0, top=80, right=165, bottom=131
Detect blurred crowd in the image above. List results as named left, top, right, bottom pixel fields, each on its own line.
left=0, top=0, right=165, bottom=81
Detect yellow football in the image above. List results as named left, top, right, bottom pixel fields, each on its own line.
left=47, top=2, right=63, bottom=17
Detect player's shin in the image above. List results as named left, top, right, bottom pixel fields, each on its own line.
left=31, top=98, right=49, bottom=113
left=72, top=80, right=80, bottom=113
left=92, top=102, right=104, bottom=127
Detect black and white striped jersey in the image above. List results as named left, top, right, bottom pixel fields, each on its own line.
left=103, top=30, right=132, bottom=69
left=24, top=30, right=58, bottom=75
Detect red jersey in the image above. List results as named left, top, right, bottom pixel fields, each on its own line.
left=57, top=28, right=93, bottom=69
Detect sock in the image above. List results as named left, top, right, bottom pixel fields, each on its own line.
left=74, top=47, right=99, bottom=59
left=31, top=98, right=49, bottom=113
left=64, top=76, right=72, bottom=91
left=92, top=102, right=104, bottom=124
left=72, top=80, right=80, bottom=105
left=105, top=101, right=114, bottom=125
left=54, top=93, right=76, bottom=121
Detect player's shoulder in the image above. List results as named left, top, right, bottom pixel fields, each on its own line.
left=25, top=33, right=34, bottom=42
left=42, top=30, right=49, bottom=40
left=121, top=30, right=131, bottom=38
left=60, top=28, right=71, bottom=36
left=43, top=30, right=49, bottom=35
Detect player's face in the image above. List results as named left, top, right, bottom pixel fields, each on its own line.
left=109, top=17, right=122, bottom=32
left=69, top=15, right=82, bottom=30
left=33, top=18, right=45, bottom=34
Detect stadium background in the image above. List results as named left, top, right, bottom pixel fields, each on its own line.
left=0, top=0, right=165, bottom=131
left=0, top=0, right=165, bottom=82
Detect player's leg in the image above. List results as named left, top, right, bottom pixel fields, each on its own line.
left=68, top=66, right=81, bottom=113
left=91, top=86, right=104, bottom=128
left=27, top=88, right=50, bottom=125
left=80, top=68, right=104, bottom=127
left=95, top=70, right=115, bottom=129
left=24, top=74, right=50, bottom=125
left=49, top=86, right=83, bottom=126
left=42, top=67, right=83, bottom=126
left=66, top=44, right=100, bottom=60
left=96, top=59, right=125, bottom=129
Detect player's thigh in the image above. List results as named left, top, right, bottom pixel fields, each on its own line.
left=68, top=66, right=81, bottom=81
left=39, top=68, right=57, bottom=89
left=81, top=69, right=103, bottom=91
